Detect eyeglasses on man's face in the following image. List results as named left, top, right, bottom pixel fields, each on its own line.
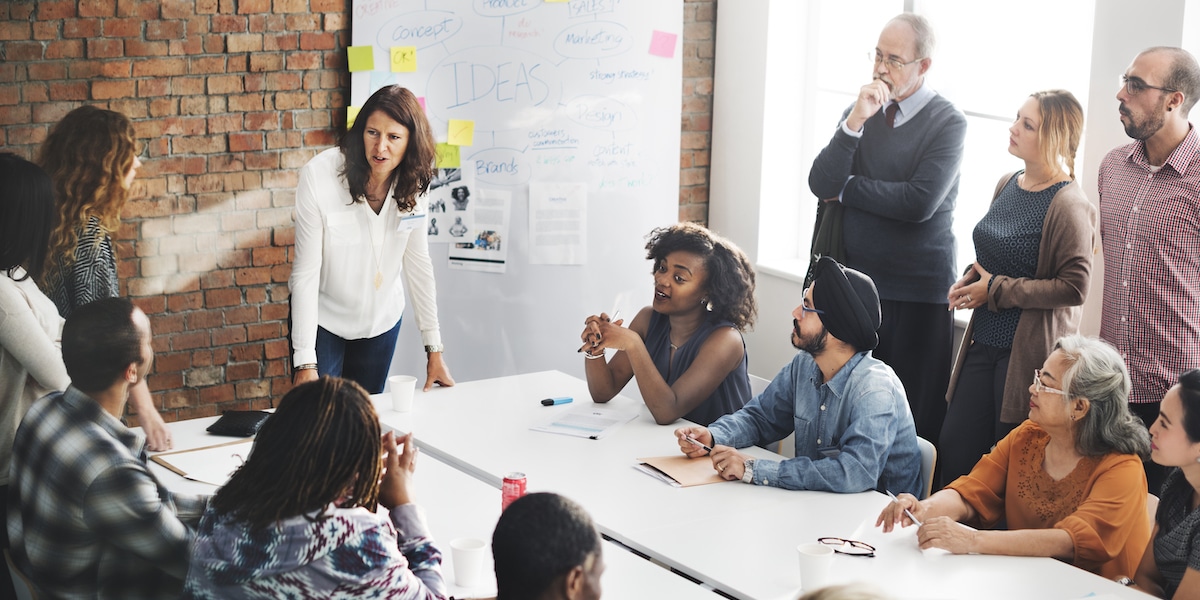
left=869, top=51, right=922, bottom=72
left=1120, top=74, right=1178, bottom=96
left=799, top=287, right=825, bottom=320
left=1032, top=369, right=1066, bottom=396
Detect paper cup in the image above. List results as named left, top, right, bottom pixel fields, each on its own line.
left=450, top=537, right=487, bottom=588
left=797, top=542, right=834, bottom=590
left=387, top=375, right=417, bottom=412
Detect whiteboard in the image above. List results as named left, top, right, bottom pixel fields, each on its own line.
left=349, top=0, right=683, bottom=383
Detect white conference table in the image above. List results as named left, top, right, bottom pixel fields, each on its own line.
left=147, top=415, right=724, bottom=600
left=372, top=370, right=1152, bottom=600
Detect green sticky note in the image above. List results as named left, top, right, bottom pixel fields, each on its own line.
left=347, top=46, right=374, bottom=72
left=448, top=119, right=475, bottom=146
left=436, top=143, right=461, bottom=168
left=390, top=46, right=417, bottom=73
left=347, top=106, right=361, bottom=129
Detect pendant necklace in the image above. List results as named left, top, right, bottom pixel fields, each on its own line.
left=364, top=201, right=386, bottom=291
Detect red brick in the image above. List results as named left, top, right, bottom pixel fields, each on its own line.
left=201, top=268, right=237, bottom=288
left=188, top=56, right=226, bottom=75
left=228, top=93, right=265, bottom=112
left=168, top=292, right=204, bottom=312
left=7, top=42, right=44, bottom=61
left=103, top=18, right=142, bottom=38
left=185, top=310, right=224, bottom=330
left=147, top=372, right=183, bottom=393
left=101, top=60, right=132, bottom=78
left=133, top=57, right=187, bottom=78
left=206, top=74, right=244, bottom=94
left=275, top=91, right=308, bottom=110
left=245, top=151, right=280, bottom=170
left=249, top=53, right=283, bottom=72
left=206, top=288, right=243, bottom=308
left=238, top=0, right=270, bottom=13
left=131, top=294, right=166, bottom=315
left=263, top=33, right=298, bottom=51
left=234, top=266, right=271, bottom=285
left=174, top=134, right=226, bottom=155
left=212, top=326, right=247, bottom=345
left=229, top=132, right=262, bottom=151
left=303, top=129, right=337, bottom=147
left=264, top=339, right=289, bottom=359
left=226, top=361, right=261, bottom=381
left=147, top=20, right=185, bottom=40
left=116, top=0, right=161, bottom=19
left=207, top=155, right=245, bottom=173
left=138, top=77, right=170, bottom=98
left=108, top=98, right=148, bottom=119
left=324, top=12, right=347, bottom=32
left=198, top=383, right=235, bottom=403
left=48, top=82, right=88, bottom=101
left=245, top=111, right=278, bottom=130
left=124, top=39, right=169, bottom=57
left=212, top=15, right=247, bottom=33
left=227, top=33, right=263, bottom=52
left=39, top=1, right=77, bottom=19
left=91, top=80, right=136, bottom=99
left=0, top=20, right=31, bottom=41
left=207, top=114, right=242, bottom=134
left=31, top=21, right=56, bottom=40
left=285, top=52, right=320, bottom=70
left=44, top=40, right=83, bottom=59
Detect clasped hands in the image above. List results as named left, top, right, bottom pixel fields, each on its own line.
left=875, top=492, right=978, bottom=554
left=673, top=425, right=751, bottom=482
left=578, top=312, right=628, bottom=356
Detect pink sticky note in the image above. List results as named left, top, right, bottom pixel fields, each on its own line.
left=418, top=97, right=426, bottom=111
left=649, top=30, right=677, bottom=58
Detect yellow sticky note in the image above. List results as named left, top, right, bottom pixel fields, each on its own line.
left=347, top=106, right=361, bottom=129
left=347, top=46, right=374, bottom=72
left=436, top=143, right=461, bottom=168
left=448, top=119, right=475, bottom=146
left=390, top=46, right=417, bottom=72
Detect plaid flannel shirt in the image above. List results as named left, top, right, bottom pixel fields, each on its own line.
left=7, top=386, right=209, bottom=599
left=1098, top=126, right=1200, bottom=405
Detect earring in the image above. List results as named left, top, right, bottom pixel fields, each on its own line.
left=1194, top=456, right=1200, bottom=464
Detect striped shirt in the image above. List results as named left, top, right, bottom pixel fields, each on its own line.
left=1098, top=126, right=1200, bottom=405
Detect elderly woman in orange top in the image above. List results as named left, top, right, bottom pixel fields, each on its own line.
left=878, top=335, right=1150, bottom=579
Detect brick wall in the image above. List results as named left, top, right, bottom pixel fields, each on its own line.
left=0, top=0, right=717, bottom=421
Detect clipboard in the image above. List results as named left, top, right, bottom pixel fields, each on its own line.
left=151, top=438, right=254, bottom=487
left=634, top=455, right=728, bottom=487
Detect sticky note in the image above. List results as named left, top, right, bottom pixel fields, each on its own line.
left=649, top=30, right=677, bottom=58
left=448, top=119, right=475, bottom=146
left=418, top=96, right=426, bottom=111
left=347, top=106, right=361, bottom=129
left=544, top=0, right=568, bottom=3
left=436, top=143, right=461, bottom=168
left=347, top=46, right=374, bottom=72
left=390, top=46, right=417, bottom=72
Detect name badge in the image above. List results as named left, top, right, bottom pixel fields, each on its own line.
left=398, top=213, right=425, bottom=231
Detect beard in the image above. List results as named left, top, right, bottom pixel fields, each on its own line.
left=791, top=319, right=829, bottom=357
left=1121, top=96, right=1168, bottom=140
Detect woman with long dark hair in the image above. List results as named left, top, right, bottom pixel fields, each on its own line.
left=290, top=85, right=454, bottom=394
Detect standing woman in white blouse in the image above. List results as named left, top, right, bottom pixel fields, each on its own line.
left=290, top=85, right=454, bottom=393
left=0, top=154, right=71, bottom=594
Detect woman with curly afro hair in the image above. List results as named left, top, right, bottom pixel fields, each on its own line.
left=580, top=222, right=757, bottom=425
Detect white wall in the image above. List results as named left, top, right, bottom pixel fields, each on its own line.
left=711, top=0, right=1197, bottom=379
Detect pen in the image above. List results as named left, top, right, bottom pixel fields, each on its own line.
left=541, top=397, right=573, bottom=406
left=684, top=436, right=712, bottom=454
left=886, top=489, right=923, bottom=526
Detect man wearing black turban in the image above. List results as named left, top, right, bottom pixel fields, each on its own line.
left=675, top=257, right=923, bottom=497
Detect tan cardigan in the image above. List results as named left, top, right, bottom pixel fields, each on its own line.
left=945, top=172, right=1096, bottom=423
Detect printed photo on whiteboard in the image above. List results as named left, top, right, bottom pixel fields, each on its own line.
left=426, top=168, right=475, bottom=244
left=450, top=189, right=511, bottom=274
left=528, top=181, right=587, bottom=265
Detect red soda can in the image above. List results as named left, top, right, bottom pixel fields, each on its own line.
left=501, top=472, right=527, bottom=510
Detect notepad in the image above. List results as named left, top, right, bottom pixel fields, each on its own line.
left=151, top=439, right=254, bottom=487
left=635, top=455, right=727, bottom=487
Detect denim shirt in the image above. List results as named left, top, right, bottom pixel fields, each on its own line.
left=708, top=351, right=922, bottom=496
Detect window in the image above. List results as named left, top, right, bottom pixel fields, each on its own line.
left=764, top=0, right=1095, bottom=278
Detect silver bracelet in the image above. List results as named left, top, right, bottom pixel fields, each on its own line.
left=583, top=350, right=604, bottom=360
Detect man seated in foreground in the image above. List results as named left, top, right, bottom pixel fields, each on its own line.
left=492, top=492, right=604, bottom=600
left=676, top=257, right=922, bottom=496
left=8, top=298, right=210, bottom=599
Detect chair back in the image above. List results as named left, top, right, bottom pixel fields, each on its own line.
left=916, top=436, right=937, bottom=500
left=748, top=375, right=797, bottom=458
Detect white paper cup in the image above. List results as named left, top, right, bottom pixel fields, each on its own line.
left=450, top=537, right=487, bottom=588
left=387, top=375, right=417, bottom=412
left=797, top=542, right=834, bottom=590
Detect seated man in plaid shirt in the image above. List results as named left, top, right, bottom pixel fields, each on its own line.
left=7, top=298, right=209, bottom=599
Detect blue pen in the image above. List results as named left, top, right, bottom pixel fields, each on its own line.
left=540, top=397, right=573, bottom=406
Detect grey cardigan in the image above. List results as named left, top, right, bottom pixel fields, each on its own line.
left=945, top=172, right=1096, bottom=423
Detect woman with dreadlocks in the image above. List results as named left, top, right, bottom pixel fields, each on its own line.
left=182, top=377, right=447, bottom=599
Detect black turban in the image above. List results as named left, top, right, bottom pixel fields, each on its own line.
left=812, top=256, right=881, bottom=351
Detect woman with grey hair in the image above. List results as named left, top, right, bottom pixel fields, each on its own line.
left=878, top=335, right=1150, bottom=579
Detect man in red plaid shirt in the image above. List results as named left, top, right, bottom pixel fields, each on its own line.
left=1098, top=46, right=1200, bottom=493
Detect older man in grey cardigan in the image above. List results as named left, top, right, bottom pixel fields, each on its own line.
left=807, top=13, right=966, bottom=447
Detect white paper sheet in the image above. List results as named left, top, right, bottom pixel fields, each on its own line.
left=152, top=439, right=254, bottom=487
left=529, top=404, right=637, bottom=440
left=528, top=181, right=587, bottom=265
left=425, top=168, right=477, bottom=244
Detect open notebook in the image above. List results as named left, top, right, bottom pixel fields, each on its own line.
left=635, top=455, right=728, bottom=488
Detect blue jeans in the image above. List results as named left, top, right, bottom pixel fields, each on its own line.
left=315, top=318, right=402, bottom=394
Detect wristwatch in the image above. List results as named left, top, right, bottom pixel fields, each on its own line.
left=424, top=344, right=444, bottom=353
left=1114, top=576, right=1134, bottom=587
left=741, top=459, right=756, bottom=484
